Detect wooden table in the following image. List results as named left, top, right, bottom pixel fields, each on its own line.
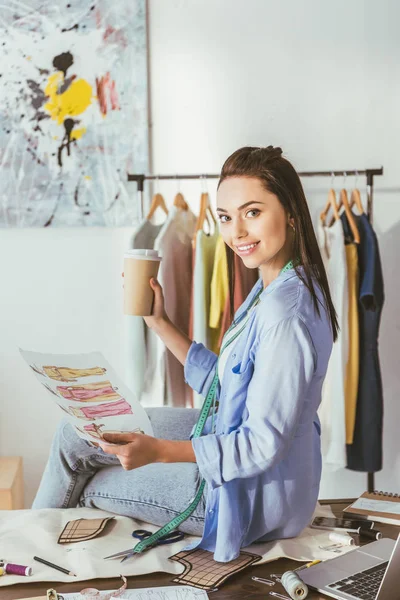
left=3, top=500, right=398, bottom=600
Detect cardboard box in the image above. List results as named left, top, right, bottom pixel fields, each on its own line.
left=0, top=456, right=24, bottom=509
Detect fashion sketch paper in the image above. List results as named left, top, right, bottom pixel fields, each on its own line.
left=20, top=349, right=153, bottom=442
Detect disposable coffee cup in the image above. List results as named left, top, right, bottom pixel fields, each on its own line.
left=124, top=249, right=162, bottom=316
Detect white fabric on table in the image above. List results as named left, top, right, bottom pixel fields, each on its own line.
left=0, top=503, right=355, bottom=587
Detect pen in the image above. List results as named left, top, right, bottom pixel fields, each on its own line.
left=33, top=556, right=77, bottom=577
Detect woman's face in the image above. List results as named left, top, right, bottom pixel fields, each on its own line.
left=216, top=176, right=294, bottom=272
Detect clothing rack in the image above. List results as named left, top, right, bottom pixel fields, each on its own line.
left=127, top=166, right=384, bottom=493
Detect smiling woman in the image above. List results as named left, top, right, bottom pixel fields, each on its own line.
left=217, top=146, right=338, bottom=339
left=32, top=145, right=338, bottom=563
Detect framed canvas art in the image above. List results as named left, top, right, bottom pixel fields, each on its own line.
left=0, top=0, right=149, bottom=226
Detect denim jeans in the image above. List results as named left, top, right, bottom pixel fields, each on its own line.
left=32, top=407, right=205, bottom=536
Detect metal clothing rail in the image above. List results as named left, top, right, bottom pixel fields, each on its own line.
left=128, top=167, right=383, bottom=223
left=127, top=166, right=384, bottom=493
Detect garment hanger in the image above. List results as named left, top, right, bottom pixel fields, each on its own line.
left=146, top=192, right=168, bottom=221
left=349, top=171, right=365, bottom=215
left=337, top=188, right=360, bottom=243
left=327, top=173, right=360, bottom=243
left=195, top=191, right=216, bottom=234
left=350, top=188, right=365, bottom=215
left=172, top=177, right=189, bottom=211
left=320, top=187, right=340, bottom=225
left=173, top=192, right=189, bottom=210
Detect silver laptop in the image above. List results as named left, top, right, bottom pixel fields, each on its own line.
left=300, top=534, right=400, bottom=600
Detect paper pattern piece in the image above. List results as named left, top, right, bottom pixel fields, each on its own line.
left=58, top=517, right=116, bottom=544
left=20, top=349, right=153, bottom=442
left=169, top=548, right=261, bottom=591
left=59, top=587, right=208, bottom=600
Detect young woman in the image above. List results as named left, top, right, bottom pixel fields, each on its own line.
left=32, top=146, right=336, bottom=562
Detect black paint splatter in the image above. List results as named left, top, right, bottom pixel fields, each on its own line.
left=61, top=23, right=79, bottom=33
left=57, top=118, right=76, bottom=167
left=58, top=75, right=75, bottom=94
left=27, top=79, right=47, bottom=110
left=52, top=52, right=73, bottom=76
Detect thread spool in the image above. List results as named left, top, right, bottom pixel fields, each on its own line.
left=359, top=528, right=382, bottom=541
left=0, top=566, right=5, bottom=576
left=328, top=532, right=355, bottom=546
left=281, top=570, right=309, bottom=599
left=2, top=562, right=32, bottom=576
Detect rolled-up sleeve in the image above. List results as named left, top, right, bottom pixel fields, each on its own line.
left=184, top=341, right=218, bottom=397
left=191, top=316, right=316, bottom=489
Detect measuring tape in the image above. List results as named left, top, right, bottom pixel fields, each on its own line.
left=131, top=259, right=297, bottom=555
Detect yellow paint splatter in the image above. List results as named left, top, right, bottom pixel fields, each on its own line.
left=84, top=176, right=92, bottom=181
left=44, top=72, right=93, bottom=125
left=70, top=127, right=87, bottom=140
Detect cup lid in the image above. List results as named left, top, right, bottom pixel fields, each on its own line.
left=124, top=249, right=161, bottom=260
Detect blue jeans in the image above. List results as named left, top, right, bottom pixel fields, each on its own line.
left=32, top=407, right=205, bottom=536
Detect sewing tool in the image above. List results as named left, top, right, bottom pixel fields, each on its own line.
left=359, top=528, right=382, bottom=541
left=318, top=542, right=344, bottom=553
left=328, top=531, right=355, bottom=546
left=104, top=528, right=185, bottom=561
left=0, top=566, right=5, bottom=576
left=269, top=592, right=291, bottom=600
left=33, top=555, right=76, bottom=577
left=252, top=575, right=275, bottom=586
left=0, top=561, right=32, bottom=576
left=281, top=570, right=309, bottom=599
left=80, top=576, right=127, bottom=599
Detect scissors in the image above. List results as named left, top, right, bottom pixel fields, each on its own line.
left=104, top=529, right=185, bottom=562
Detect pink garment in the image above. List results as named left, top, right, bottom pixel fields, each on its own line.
left=76, top=398, right=132, bottom=420
left=57, top=385, right=115, bottom=400
left=155, top=207, right=197, bottom=407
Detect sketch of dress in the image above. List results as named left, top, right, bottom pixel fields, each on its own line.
left=42, top=366, right=107, bottom=381
left=56, top=380, right=120, bottom=402
left=75, top=423, right=144, bottom=440
left=68, top=398, right=132, bottom=420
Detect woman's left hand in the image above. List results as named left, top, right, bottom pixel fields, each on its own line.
left=98, top=432, right=163, bottom=470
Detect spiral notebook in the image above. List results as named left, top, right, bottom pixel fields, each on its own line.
left=344, top=491, right=400, bottom=525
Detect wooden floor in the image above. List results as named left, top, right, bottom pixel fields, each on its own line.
left=2, top=500, right=399, bottom=600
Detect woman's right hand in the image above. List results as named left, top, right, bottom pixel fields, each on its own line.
left=143, top=278, right=169, bottom=330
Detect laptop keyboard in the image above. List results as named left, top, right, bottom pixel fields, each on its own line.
left=326, top=561, right=388, bottom=599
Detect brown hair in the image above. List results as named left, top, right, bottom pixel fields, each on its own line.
left=218, top=145, right=338, bottom=342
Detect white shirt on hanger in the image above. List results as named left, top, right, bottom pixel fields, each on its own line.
left=317, top=218, right=349, bottom=471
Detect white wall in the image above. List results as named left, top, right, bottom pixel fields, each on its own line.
left=1, top=0, right=399, bottom=506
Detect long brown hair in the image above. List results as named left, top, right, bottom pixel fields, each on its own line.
left=218, top=145, right=339, bottom=342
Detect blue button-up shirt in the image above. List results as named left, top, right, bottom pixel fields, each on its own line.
left=185, top=267, right=333, bottom=562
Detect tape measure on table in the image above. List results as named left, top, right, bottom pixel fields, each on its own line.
left=131, top=258, right=297, bottom=555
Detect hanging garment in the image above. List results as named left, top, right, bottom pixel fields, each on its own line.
left=153, top=206, right=197, bottom=407
left=344, top=243, right=360, bottom=444
left=317, top=218, right=348, bottom=470
left=341, top=213, right=385, bottom=472
left=218, top=253, right=259, bottom=348
left=125, top=220, right=164, bottom=403
left=192, top=227, right=219, bottom=408
left=209, top=235, right=229, bottom=352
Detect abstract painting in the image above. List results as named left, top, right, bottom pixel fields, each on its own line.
left=0, top=0, right=149, bottom=226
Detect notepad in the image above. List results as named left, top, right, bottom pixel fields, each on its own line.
left=344, top=491, right=400, bottom=526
